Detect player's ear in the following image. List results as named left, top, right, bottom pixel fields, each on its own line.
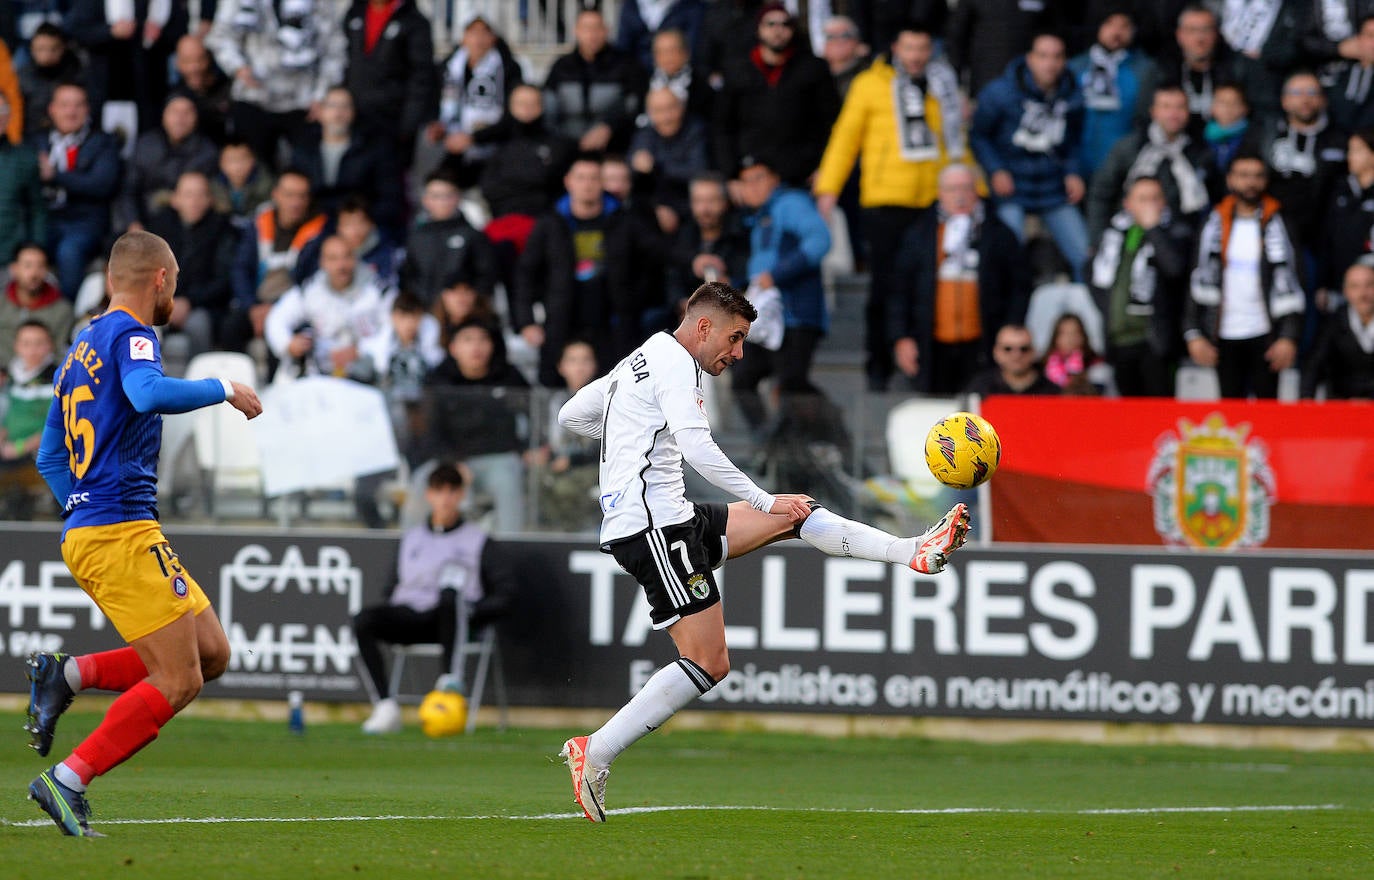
left=696, top=314, right=712, bottom=338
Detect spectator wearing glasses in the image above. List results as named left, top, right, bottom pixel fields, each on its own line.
left=820, top=15, right=870, bottom=99
left=1258, top=70, right=1346, bottom=279
left=714, top=2, right=839, bottom=189
left=963, top=323, right=1062, bottom=396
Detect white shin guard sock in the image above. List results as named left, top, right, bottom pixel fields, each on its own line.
left=586, top=658, right=715, bottom=767
left=797, top=506, right=915, bottom=565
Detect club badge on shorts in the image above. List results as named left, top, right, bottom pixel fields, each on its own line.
left=171, top=575, right=189, bottom=598
left=687, top=573, right=709, bottom=600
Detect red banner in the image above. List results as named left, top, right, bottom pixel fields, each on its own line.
left=981, top=397, right=1374, bottom=549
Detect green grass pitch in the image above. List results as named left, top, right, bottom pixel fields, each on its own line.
left=2, top=711, right=1371, bottom=879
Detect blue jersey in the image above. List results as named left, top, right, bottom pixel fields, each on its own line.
left=42, top=307, right=227, bottom=534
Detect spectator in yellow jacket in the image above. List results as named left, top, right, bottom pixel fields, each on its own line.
left=813, top=23, right=966, bottom=390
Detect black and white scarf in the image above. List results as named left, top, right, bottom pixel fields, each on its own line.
left=1221, top=0, right=1282, bottom=54
left=937, top=202, right=984, bottom=279
left=442, top=46, right=506, bottom=139
left=1191, top=199, right=1305, bottom=318
left=1082, top=45, right=1126, bottom=111
left=233, top=0, right=320, bottom=69
left=1091, top=210, right=1160, bottom=310
left=1126, top=123, right=1212, bottom=215
left=893, top=59, right=964, bottom=162
left=1270, top=115, right=1330, bottom=178
left=1182, top=66, right=1214, bottom=116
left=650, top=65, right=693, bottom=107
left=1319, top=0, right=1355, bottom=42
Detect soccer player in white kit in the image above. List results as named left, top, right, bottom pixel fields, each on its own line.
left=556, top=282, right=970, bottom=822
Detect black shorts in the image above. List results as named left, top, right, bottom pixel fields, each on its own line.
left=605, top=503, right=730, bottom=629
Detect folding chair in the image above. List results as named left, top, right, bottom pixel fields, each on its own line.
left=386, top=596, right=508, bottom=734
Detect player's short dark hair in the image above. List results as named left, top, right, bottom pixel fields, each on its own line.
left=221, top=137, right=254, bottom=153
left=391, top=291, right=426, bottom=314
left=892, top=21, right=932, bottom=42
left=428, top=462, right=466, bottom=490
left=686, top=281, right=757, bottom=322
left=10, top=241, right=48, bottom=264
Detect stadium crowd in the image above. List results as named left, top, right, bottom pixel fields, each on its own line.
left=1, top=0, right=1374, bottom=527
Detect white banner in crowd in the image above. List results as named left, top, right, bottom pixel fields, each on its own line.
left=252, top=377, right=400, bottom=496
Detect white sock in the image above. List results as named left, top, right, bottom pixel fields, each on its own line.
left=54, top=762, right=86, bottom=792
left=797, top=507, right=914, bottom=565
left=586, top=659, right=715, bottom=767
left=64, top=657, right=82, bottom=692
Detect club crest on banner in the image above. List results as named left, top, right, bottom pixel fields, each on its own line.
left=1147, top=413, right=1275, bottom=549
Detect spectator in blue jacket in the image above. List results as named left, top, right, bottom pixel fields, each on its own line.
left=29, top=82, right=120, bottom=299
left=731, top=153, right=830, bottom=433
left=971, top=33, right=1091, bottom=283
left=1067, top=10, right=1154, bottom=179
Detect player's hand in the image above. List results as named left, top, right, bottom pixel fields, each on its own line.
left=655, top=204, right=679, bottom=235
left=752, top=271, right=774, bottom=291
left=769, top=493, right=813, bottom=523
left=227, top=382, right=263, bottom=420
left=1265, top=337, right=1297, bottom=372
left=110, top=19, right=136, bottom=39
left=631, top=149, right=655, bottom=174
left=1187, top=336, right=1218, bottom=368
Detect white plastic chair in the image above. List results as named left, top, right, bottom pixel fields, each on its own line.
left=885, top=397, right=962, bottom=487
left=1025, top=282, right=1106, bottom=355
left=384, top=595, right=509, bottom=734
left=184, top=352, right=263, bottom=513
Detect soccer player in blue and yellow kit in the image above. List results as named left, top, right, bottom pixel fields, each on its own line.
left=24, top=231, right=263, bottom=837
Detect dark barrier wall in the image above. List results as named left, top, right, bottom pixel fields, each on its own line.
left=1, top=525, right=1371, bottom=727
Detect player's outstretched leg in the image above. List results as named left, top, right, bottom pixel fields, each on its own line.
left=560, top=734, right=609, bottom=823
left=796, top=502, right=970, bottom=574
left=26, top=648, right=150, bottom=756
left=29, top=765, right=102, bottom=837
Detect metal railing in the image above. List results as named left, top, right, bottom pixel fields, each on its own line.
left=418, top=0, right=620, bottom=58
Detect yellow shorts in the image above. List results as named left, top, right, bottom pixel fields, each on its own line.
left=61, top=520, right=211, bottom=643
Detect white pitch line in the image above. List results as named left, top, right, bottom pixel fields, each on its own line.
left=0, top=803, right=1345, bottom=829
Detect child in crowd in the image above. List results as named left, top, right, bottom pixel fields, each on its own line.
left=532, top=339, right=601, bottom=531
left=212, top=140, right=275, bottom=231
left=0, top=321, right=57, bottom=518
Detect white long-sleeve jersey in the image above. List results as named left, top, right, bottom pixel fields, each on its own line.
left=558, top=332, right=775, bottom=545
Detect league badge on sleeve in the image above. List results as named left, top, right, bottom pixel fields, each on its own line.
left=130, top=336, right=155, bottom=362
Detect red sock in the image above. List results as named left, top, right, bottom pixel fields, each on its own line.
left=76, top=648, right=149, bottom=692
left=64, top=681, right=175, bottom=784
